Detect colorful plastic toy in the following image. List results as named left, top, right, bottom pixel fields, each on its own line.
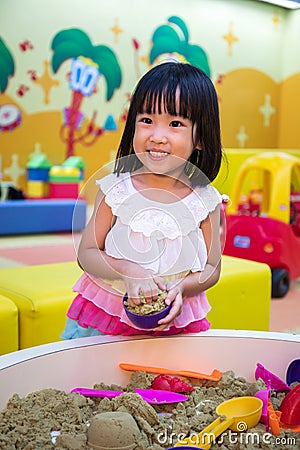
left=26, top=153, right=52, bottom=198
left=279, top=384, right=300, bottom=426
left=175, top=396, right=263, bottom=448
left=48, top=165, right=81, bottom=199
left=119, top=363, right=222, bottom=381
left=223, top=152, right=300, bottom=297
left=255, top=362, right=291, bottom=392
left=27, top=154, right=52, bottom=181
left=286, top=358, right=300, bottom=386
left=71, top=387, right=188, bottom=404
left=151, top=374, right=194, bottom=393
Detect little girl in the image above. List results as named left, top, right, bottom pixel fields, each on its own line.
left=62, top=61, right=224, bottom=338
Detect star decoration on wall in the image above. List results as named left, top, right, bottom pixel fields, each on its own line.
left=110, top=18, right=123, bottom=43
left=272, top=9, right=281, bottom=27
left=259, top=94, right=275, bottom=127
left=33, top=60, right=60, bottom=105
left=222, top=21, right=238, bottom=56
left=4, top=154, right=25, bottom=187
left=236, top=125, right=249, bottom=148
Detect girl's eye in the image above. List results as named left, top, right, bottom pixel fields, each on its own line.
left=139, top=117, right=152, bottom=124
left=170, top=120, right=183, bottom=127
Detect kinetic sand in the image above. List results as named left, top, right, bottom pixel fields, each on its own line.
left=0, top=371, right=298, bottom=449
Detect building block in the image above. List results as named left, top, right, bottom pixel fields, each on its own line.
left=27, top=180, right=49, bottom=198
left=0, top=294, right=18, bottom=355
left=62, top=156, right=85, bottom=180
left=0, top=199, right=86, bottom=235
left=27, top=168, right=50, bottom=181
left=49, top=166, right=80, bottom=182
left=49, top=182, right=79, bottom=199
left=27, top=154, right=51, bottom=181
left=0, top=256, right=271, bottom=352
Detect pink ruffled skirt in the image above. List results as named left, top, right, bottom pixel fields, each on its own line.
left=62, top=273, right=211, bottom=338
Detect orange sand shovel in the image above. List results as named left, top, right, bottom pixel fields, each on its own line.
left=267, top=399, right=281, bottom=436
left=119, top=363, right=222, bottom=381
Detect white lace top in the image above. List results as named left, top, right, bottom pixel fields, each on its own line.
left=97, top=172, right=222, bottom=278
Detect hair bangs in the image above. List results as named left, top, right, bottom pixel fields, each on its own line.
left=137, top=77, right=192, bottom=120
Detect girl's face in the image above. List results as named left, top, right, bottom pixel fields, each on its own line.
left=133, top=96, right=198, bottom=177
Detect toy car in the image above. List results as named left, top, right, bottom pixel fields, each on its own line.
left=223, top=152, right=300, bottom=298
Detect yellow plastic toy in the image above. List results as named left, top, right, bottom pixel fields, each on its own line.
left=175, top=396, right=263, bottom=448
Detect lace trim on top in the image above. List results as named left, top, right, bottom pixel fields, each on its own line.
left=97, top=172, right=222, bottom=239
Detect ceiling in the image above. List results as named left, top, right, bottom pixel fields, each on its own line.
left=257, top=0, right=300, bottom=9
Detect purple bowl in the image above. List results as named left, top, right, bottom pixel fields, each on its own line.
left=122, top=293, right=171, bottom=329
left=286, top=359, right=300, bottom=386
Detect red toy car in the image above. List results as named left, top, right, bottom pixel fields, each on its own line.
left=223, top=152, right=300, bottom=298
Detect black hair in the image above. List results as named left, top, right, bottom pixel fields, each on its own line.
left=114, top=62, right=223, bottom=184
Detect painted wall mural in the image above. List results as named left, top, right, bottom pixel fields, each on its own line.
left=51, top=28, right=122, bottom=159
left=149, top=16, right=211, bottom=76
left=0, top=38, right=15, bottom=93
left=0, top=38, right=22, bottom=134
left=1, top=0, right=300, bottom=203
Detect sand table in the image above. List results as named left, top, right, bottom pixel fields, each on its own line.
left=0, top=371, right=298, bottom=449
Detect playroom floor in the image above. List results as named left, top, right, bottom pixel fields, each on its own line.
left=0, top=232, right=299, bottom=334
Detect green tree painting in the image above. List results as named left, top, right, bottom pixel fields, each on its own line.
left=0, top=38, right=15, bottom=93
left=150, top=16, right=211, bottom=77
left=51, top=28, right=122, bottom=158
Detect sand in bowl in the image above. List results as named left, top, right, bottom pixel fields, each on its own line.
left=123, top=290, right=168, bottom=316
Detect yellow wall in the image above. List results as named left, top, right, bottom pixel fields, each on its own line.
left=1, top=0, right=300, bottom=203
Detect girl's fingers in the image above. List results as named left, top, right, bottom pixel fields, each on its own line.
left=126, top=287, right=142, bottom=306
left=128, top=275, right=167, bottom=306
left=157, top=302, right=182, bottom=327
left=153, top=276, right=166, bottom=291
left=128, top=284, right=156, bottom=305
left=138, top=285, right=154, bottom=304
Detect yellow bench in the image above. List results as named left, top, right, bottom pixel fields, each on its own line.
left=0, top=294, right=18, bottom=355
left=0, top=262, right=82, bottom=350
left=0, top=256, right=271, bottom=353
left=207, top=256, right=271, bottom=330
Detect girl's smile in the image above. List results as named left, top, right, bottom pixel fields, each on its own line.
left=147, top=149, right=169, bottom=161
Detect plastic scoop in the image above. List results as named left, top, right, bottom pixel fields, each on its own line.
left=254, top=386, right=270, bottom=426
left=279, top=384, right=300, bottom=426
left=174, top=396, right=263, bottom=449
left=286, top=358, right=300, bottom=386
left=71, top=387, right=188, bottom=405
left=255, top=363, right=291, bottom=392
left=119, top=363, right=222, bottom=381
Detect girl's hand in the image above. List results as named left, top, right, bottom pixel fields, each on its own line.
left=122, top=264, right=166, bottom=307
left=154, top=280, right=184, bottom=331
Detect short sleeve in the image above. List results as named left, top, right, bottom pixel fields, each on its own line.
left=96, top=173, right=131, bottom=215
left=185, top=184, right=222, bottom=224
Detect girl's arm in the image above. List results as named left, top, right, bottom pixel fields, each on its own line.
left=156, top=205, right=221, bottom=328
left=179, top=204, right=222, bottom=297
left=77, top=189, right=165, bottom=302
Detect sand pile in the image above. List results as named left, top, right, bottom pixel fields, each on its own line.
left=0, top=371, right=298, bottom=449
